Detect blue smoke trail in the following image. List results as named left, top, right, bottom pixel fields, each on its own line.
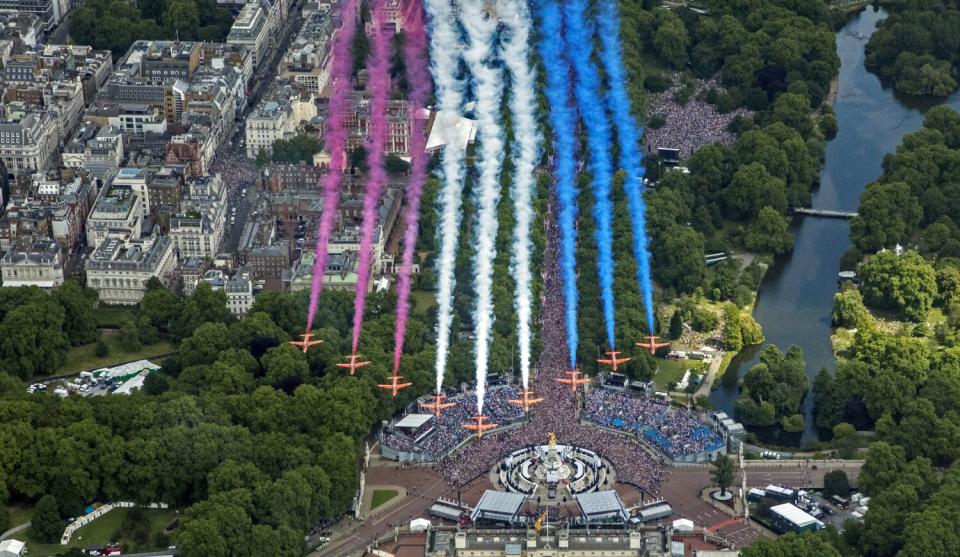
left=597, top=0, right=656, bottom=334
left=565, top=0, right=617, bottom=350
left=533, top=0, right=580, bottom=368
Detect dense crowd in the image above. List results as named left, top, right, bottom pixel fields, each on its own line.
left=641, top=76, right=753, bottom=161
left=210, top=138, right=260, bottom=209
left=382, top=386, right=526, bottom=457
left=429, top=200, right=666, bottom=496
left=583, top=388, right=724, bottom=459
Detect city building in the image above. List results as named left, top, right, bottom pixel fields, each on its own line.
left=0, top=109, right=60, bottom=175
left=85, top=180, right=144, bottom=247
left=244, top=241, right=290, bottom=280
left=0, top=236, right=63, bottom=288
left=341, top=89, right=413, bottom=156
left=279, top=6, right=333, bottom=94
left=85, top=235, right=176, bottom=305
left=227, top=2, right=272, bottom=66
left=0, top=170, right=96, bottom=254
left=225, top=273, right=254, bottom=316
left=244, top=84, right=317, bottom=158
left=0, top=0, right=68, bottom=30
left=147, top=167, right=183, bottom=228
left=169, top=174, right=227, bottom=259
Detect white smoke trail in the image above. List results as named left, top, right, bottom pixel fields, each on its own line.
left=424, top=0, right=466, bottom=394
left=461, top=0, right=504, bottom=415
left=497, top=0, right=540, bottom=391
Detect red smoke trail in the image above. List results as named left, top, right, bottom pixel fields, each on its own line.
left=306, top=0, right=359, bottom=332
left=392, top=2, right=431, bottom=374
left=351, top=0, right=392, bottom=352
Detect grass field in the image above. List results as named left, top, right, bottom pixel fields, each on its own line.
left=410, top=291, right=435, bottom=316
left=93, top=306, right=138, bottom=329
left=18, top=508, right=177, bottom=556
left=5, top=502, right=33, bottom=527
left=370, top=489, right=400, bottom=511
left=653, top=359, right=707, bottom=391
left=54, top=338, right=174, bottom=375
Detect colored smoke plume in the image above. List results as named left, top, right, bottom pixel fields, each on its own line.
left=306, top=0, right=359, bottom=332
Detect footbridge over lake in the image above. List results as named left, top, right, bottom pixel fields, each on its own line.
left=792, top=208, right=858, bottom=219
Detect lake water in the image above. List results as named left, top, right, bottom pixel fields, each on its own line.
left=709, top=6, right=960, bottom=445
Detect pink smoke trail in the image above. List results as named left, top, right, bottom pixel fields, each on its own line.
left=392, top=3, right=431, bottom=373
left=306, top=0, right=359, bottom=332
left=350, top=0, right=392, bottom=352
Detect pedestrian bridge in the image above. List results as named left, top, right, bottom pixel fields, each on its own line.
left=793, top=208, right=858, bottom=219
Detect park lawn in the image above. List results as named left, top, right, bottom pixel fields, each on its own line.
left=93, top=306, right=138, bottom=329
left=928, top=307, right=947, bottom=325
left=20, top=509, right=177, bottom=557
left=6, top=502, right=34, bottom=527
left=55, top=338, right=175, bottom=375
left=370, top=489, right=400, bottom=511
left=410, top=290, right=435, bottom=316
left=654, top=358, right=707, bottom=391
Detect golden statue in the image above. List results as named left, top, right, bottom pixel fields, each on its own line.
left=548, top=432, right=557, bottom=447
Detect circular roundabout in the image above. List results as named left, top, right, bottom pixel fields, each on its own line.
left=490, top=433, right=617, bottom=506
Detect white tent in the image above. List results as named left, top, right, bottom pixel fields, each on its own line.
left=672, top=518, right=695, bottom=532
left=410, top=518, right=431, bottom=532
left=0, top=539, right=26, bottom=557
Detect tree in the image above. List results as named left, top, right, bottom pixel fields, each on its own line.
left=652, top=11, right=688, bottom=68
left=174, top=283, right=232, bottom=340
left=745, top=206, right=794, bottom=254
left=0, top=299, right=70, bottom=379
left=668, top=310, right=683, bottom=340
left=270, top=135, right=321, bottom=164
left=740, top=532, right=842, bottom=557
left=119, top=317, right=142, bottom=352
left=95, top=336, right=110, bottom=357
left=831, top=287, right=871, bottom=329
left=261, top=344, right=309, bottom=388
left=142, top=286, right=183, bottom=335
left=724, top=164, right=787, bottom=220
left=722, top=304, right=743, bottom=351
left=32, top=494, right=62, bottom=543
left=710, top=454, right=735, bottom=497
left=0, top=506, right=9, bottom=535
left=823, top=469, right=850, bottom=499
left=771, top=93, right=814, bottom=138
left=851, top=182, right=922, bottom=251
left=859, top=250, right=937, bottom=321
left=255, top=147, right=270, bottom=168
left=52, top=281, right=98, bottom=346
left=832, top=422, right=859, bottom=459
left=654, top=225, right=706, bottom=293
left=781, top=414, right=805, bottom=432
left=164, top=0, right=200, bottom=39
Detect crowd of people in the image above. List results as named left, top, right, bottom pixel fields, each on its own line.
left=210, top=134, right=260, bottom=210
left=428, top=200, right=666, bottom=497
left=583, top=388, right=724, bottom=459
left=382, top=386, right=527, bottom=458
left=641, top=75, right=753, bottom=161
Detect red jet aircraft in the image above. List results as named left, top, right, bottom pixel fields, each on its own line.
left=377, top=374, right=412, bottom=397
left=462, top=415, right=498, bottom=438
left=336, top=353, right=370, bottom=376
left=509, top=388, right=544, bottom=412
left=421, top=393, right=456, bottom=417
left=289, top=331, right=323, bottom=353
left=557, top=369, right=591, bottom=392
left=636, top=335, right=670, bottom=355
left=596, top=350, right=631, bottom=371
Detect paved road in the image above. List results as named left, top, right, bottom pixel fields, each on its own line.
left=311, top=466, right=453, bottom=557
left=0, top=521, right=29, bottom=541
